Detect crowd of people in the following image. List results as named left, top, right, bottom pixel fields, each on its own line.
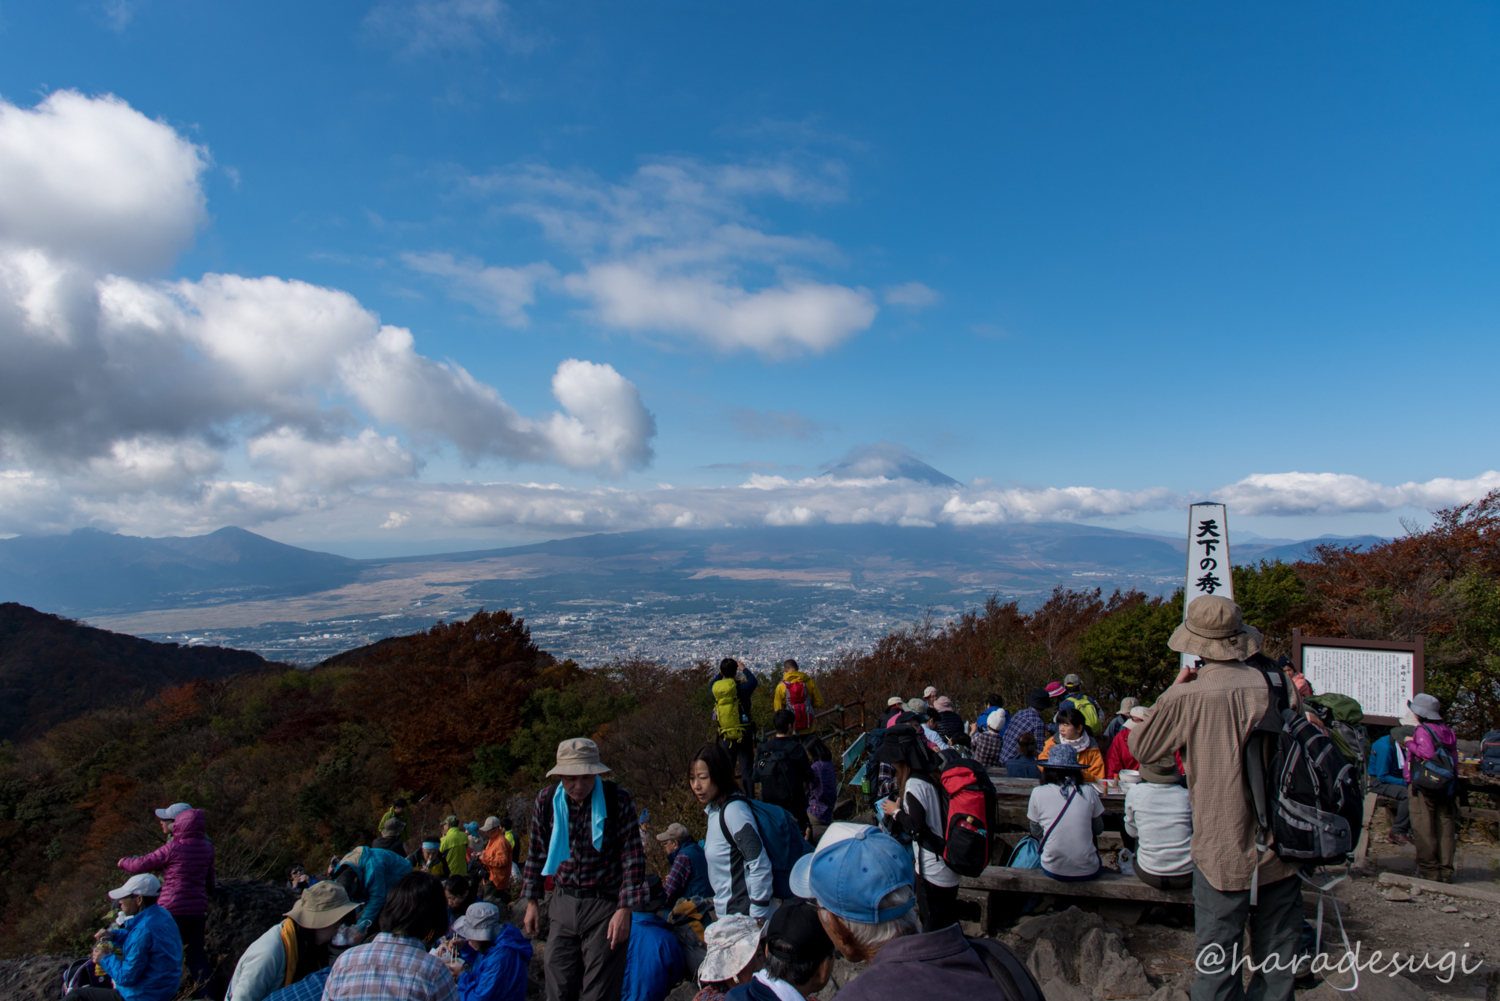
left=62, top=615, right=1467, bottom=1001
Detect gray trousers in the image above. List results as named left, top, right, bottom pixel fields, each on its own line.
left=1192, top=871, right=1302, bottom=1001
left=1372, top=782, right=1411, bottom=835
left=546, top=893, right=629, bottom=1001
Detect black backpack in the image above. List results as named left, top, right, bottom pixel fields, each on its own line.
left=969, top=937, right=1046, bottom=1001
left=1245, top=659, right=1363, bottom=868
left=754, top=743, right=797, bottom=804
left=1482, top=730, right=1500, bottom=778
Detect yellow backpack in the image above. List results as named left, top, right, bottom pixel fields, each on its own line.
left=713, top=678, right=747, bottom=741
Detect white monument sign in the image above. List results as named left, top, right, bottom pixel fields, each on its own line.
left=1181, top=502, right=1232, bottom=671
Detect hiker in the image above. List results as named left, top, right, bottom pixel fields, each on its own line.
left=440, top=815, right=470, bottom=876
left=154, top=802, right=191, bottom=837
left=726, top=900, right=835, bottom=1001
left=880, top=696, right=905, bottom=727
left=1128, top=595, right=1304, bottom=1001
left=1005, top=732, right=1042, bottom=780
left=373, top=817, right=407, bottom=854
left=803, top=735, right=838, bottom=831
left=1026, top=744, right=1104, bottom=881
left=875, top=725, right=960, bottom=931
left=476, top=816, right=512, bottom=901
left=445, top=876, right=477, bottom=932
left=656, top=822, right=712, bottom=903
left=971, top=693, right=1004, bottom=734
left=692, top=742, right=774, bottom=920
left=773, top=659, right=824, bottom=735
left=521, top=738, right=647, bottom=1001
left=1104, top=706, right=1146, bottom=778
left=900, top=701, right=949, bottom=751
left=1057, top=673, right=1104, bottom=734
left=226, top=880, right=358, bottom=1001
left=417, top=838, right=451, bottom=878
left=117, top=805, right=215, bottom=993
left=928, top=696, right=967, bottom=746
left=621, top=876, right=684, bottom=1001
left=1102, top=697, right=1139, bottom=743
left=381, top=798, right=410, bottom=845
left=692, top=915, right=763, bottom=1001
left=755, top=710, right=816, bottom=832
left=712, top=659, right=760, bottom=797
left=970, top=709, right=1006, bottom=768
left=1038, top=705, right=1105, bottom=782
left=922, top=686, right=939, bottom=701
left=325, top=872, right=460, bottom=1001
left=999, top=688, right=1049, bottom=762
left=1368, top=726, right=1414, bottom=845
left=1404, top=694, right=1459, bottom=883
left=286, top=863, right=318, bottom=896
left=1122, top=754, right=1194, bottom=890
left=69, top=874, right=182, bottom=1001
left=332, top=844, right=415, bottom=939
left=789, top=826, right=1008, bottom=1001
left=441, top=902, right=533, bottom=1001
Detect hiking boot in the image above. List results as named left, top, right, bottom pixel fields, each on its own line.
left=1387, top=832, right=1414, bottom=845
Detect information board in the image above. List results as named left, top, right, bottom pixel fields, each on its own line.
left=1291, top=632, right=1424, bottom=726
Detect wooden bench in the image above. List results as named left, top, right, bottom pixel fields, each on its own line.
left=958, top=866, right=1192, bottom=903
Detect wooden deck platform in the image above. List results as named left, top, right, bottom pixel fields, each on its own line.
left=958, top=866, right=1192, bottom=903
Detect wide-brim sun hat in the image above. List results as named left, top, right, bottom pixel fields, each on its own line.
left=1041, top=743, right=1086, bottom=772
left=698, top=914, right=762, bottom=982
left=1045, top=682, right=1066, bottom=698
left=547, top=737, right=612, bottom=776
left=453, top=902, right=501, bottom=941
left=1167, top=595, right=1262, bottom=661
left=1139, top=755, right=1179, bottom=784
left=886, top=696, right=904, bottom=707
left=903, top=698, right=929, bottom=717
left=285, top=880, right=358, bottom=929
left=1118, top=697, right=1139, bottom=714
left=871, top=725, right=942, bottom=772
left=932, top=696, right=954, bottom=712
left=1408, top=694, right=1442, bottom=721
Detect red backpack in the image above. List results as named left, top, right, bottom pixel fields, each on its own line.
left=785, top=680, right=813, bottom=731
left=936, top=756, right=998, bottom=876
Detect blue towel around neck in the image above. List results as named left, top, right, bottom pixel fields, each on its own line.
left=542, top=777, right=607, bottom=876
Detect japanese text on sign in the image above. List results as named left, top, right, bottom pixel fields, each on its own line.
left=1300, top=646, right=1415, bottom=720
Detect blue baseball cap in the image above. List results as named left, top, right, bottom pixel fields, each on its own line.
left=789, top=825, right=915, bottom=925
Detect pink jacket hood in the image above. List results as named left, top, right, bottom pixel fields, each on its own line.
left=118, top=807, right=216, bottom=916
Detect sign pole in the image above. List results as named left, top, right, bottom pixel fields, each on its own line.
left=1181, top=502, right=1232, bottom=671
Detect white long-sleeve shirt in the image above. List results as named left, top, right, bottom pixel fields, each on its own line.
left=1123, top=781, right=1195, bottom=878
left=705, top=798, right=774, bottom=919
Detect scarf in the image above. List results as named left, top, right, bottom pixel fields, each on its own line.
left=752, top=971, right=805, bottom=1001
left=542, top=779, right=607, bottom=876
left=1057, top=731, right=1091, bottom=752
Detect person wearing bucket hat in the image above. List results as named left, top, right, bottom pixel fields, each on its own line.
left=1102, top=697, right=1139, bottom=743
left=1122, top=755, right=1194, bottom=891
left=880, top=696, right=905, bottom=727
left=226, top=881, right=359, bottom=1001
left=1103, top=706, right=1146, bottom=779
left=1403, top=694, right=1459, bottom=882
left=441, top=902, right=533, bottom=1001
left=521, top=738, right=646, bottom=1001
left=440, top=816, right=470, bottom=877
left=75, top=874, right=181, bottom=1001
left=1367, top=728, right=1414, bottom=845
left=1026, top=744, right=1104, bottom=882
left=726, top=900, right=835, bottom=1001
left=792, top=826, right=1010, bottom=1001
left=694, top=915, right=762, bottom=1000
left=1128, top=594, right=1304, bottom=1001
left=476, top=817, right=513, bottom=902
left=873, top=726, right=959, bottom=931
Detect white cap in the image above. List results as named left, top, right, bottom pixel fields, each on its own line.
left=154, top=802, right=192, bottom=820
left=109, top=873, right=162, bottom=899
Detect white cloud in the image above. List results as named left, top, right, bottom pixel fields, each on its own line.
left=1207, top=470, right=1500, bottom=516
left=884, top=282, right=941, bottom=309
left=363, top=0, right=519, bottom=56
left=402, top=251, right=556, bottom=326
left=0, top=90, right=657, bottom=537
left=448, top=158, right=880, bottom=357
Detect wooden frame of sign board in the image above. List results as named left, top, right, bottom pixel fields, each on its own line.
left=1290, top=629, right=1424, bottom=726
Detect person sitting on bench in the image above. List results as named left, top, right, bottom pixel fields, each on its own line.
left=1122, top=755, right=1194, bottom=890
left=1025, top=744, right=1103, bottom=882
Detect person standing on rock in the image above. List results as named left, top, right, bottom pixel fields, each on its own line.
left=117, top=806, right=215, bottom=994
left=522, top=738, right=647, bottom=1001
left=69, top=874, right=183, bottom=1001
left=1128, top=595, right=1304, bottom=1001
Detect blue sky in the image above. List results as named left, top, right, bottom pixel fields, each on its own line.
left=1, top=1, right=1498, bottom=554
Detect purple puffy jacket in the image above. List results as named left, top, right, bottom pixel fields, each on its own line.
left=118, top=807, right=216, bottom=916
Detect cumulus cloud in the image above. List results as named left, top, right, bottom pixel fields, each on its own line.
left=402, top=251, right=556, bottom=326
left=1207, top=470, right=1500, bottom=516
left=0, top=90, right=656, bottom=536
left=449, top=158, right=879, bottom=357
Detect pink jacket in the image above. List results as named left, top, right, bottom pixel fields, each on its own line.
left=118, top=807, right=216, bottom=916
left=1403, top=722, right=1457, bottom=782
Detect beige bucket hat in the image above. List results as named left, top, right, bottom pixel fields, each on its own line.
left=285, top=880, right=358, bottom=929
left=1168, top=595, right=1261, bottom=661
left=547, top=737, right=612, bottom=777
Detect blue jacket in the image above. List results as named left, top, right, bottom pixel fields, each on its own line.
left=1367, top=735, right=1406, bottom=788
left=457, top=924, right=533, bottom=1001
left=667, top=841, right=713, bottom=901
left=1005, top=756, right=1041, bottom=780
left=101, top=903, right=183, bottom=1001
left=355, top=847, right=414, bottom=932
left=622, top=912, right=684, bottom=1001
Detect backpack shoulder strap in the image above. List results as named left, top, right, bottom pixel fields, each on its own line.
left=1038, top=786, right=1076, bottom=852
left=602, top=779, right=621, bottom=855
left=969, top=937, right=1046, bottom=1001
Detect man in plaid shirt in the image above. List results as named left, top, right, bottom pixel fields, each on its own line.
left=523, top=738, right=646, bottom=1001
